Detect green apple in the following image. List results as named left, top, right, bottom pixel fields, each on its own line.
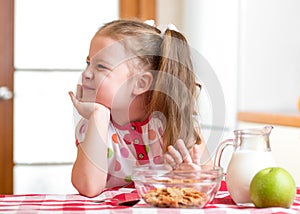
left=250, top=167, right=296, bottom=208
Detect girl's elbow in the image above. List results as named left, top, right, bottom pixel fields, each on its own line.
left=71, top=176, right=105, bottom=198
left=77, top=187, right=103, bottom=198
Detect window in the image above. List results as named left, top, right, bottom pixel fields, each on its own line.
left=14, top=0, right=119, bottom=194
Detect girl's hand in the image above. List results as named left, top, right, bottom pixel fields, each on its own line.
left=69, top=91, right=93, bottom=119
left=164, top=139, right=201, bottom=170
left=69, top=84, right=104, bottom=119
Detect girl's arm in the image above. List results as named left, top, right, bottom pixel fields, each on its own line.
left=71, top=107, right=110, bottom=197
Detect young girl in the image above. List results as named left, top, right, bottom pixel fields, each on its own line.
left=69, top=19, right=210, bottom=197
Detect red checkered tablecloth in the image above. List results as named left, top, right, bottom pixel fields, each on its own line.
left=0, top=181, right=299, bottom=213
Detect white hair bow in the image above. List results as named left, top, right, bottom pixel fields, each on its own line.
left=144, top=19, right=179, bottom=36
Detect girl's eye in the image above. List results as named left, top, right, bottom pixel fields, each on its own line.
left=86, top=61, right=90, bottom=66
left=97, top=64, right=109, bottom=71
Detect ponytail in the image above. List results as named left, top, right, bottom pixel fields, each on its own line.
left=149, top=29, right=201, bottom=153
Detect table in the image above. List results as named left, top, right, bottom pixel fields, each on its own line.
left=1, top=181, right=299, bottom=213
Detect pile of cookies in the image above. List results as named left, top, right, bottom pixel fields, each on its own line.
left=142, top=186, right=207, bottom=208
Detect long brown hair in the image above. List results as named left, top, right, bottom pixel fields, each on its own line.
left=97, top=19, right=201, bottom=153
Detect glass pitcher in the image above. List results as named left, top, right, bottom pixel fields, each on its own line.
left=214, top=126, right=277, bottom=206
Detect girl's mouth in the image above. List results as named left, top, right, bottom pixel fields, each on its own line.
left=82, top=85, right=95, bottom=90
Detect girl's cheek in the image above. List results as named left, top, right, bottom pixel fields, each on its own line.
left=95, top=85, right=105, bottom=103
left=95, top=85, right=113, bottom=108
left=95, top=88, right=102, bottom=104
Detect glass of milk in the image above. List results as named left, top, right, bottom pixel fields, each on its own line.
left=214, top=126, right=277, bottom=206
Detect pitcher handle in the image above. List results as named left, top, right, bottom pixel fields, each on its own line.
left=214, top=139, right=234, bottom=168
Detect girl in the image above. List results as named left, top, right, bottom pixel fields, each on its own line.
left=69, top=19, right=210, bottom=197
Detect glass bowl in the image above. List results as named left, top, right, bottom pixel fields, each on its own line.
left=132, top=164, right=223, bottom=208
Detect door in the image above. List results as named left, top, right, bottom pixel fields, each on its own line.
left=0, top=0, right=14, bottom=194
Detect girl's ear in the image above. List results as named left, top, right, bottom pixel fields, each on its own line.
left=133, top=72, right=153, bottom=96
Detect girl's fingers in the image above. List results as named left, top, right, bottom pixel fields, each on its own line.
left=165, top=140, right=201, bottom=170
left=76, top=84, right=83, bottom=100
left=176, top=139, right=192, bottom=163
left=167, top=145, right=183, bottom=165
left=163, top=153, right=177, bottom=168
left=69, top=91, right=78, bottom=107
left=192, top=144, right=201, bottom=165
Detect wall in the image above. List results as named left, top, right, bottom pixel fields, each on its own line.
left=156, top=0, right=183, bottom=29
left=238, top=0, right=300, bottom=112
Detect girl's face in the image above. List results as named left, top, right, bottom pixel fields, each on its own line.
left=81, top=35, right=137, bottom=110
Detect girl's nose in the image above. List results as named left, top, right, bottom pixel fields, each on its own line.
left=82, top=69, right=93, bottom=80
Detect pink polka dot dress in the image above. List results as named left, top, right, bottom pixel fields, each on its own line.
left=75, top=112, right=165, bottom=188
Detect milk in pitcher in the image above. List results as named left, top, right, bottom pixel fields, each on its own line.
left=226, top=150, right=277, bottom=205
left=214, top=126, right=276, bottom=206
